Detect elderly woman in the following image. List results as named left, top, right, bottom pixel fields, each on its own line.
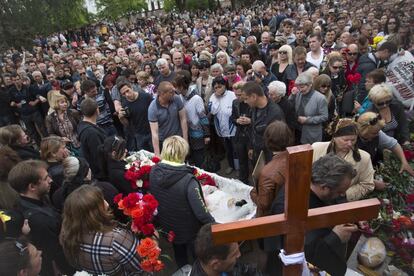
left=45, top=92, right=81, bottom=155
left=367, top=83, right=408, bottom=144
left=267, top=80, right=294, bottom=129
left=60, top=185, right=142, bottom=275
left=356, top=112, right=414, bottom=177
left=270, top=44, right=293, bottom=81
left=149, top=136, right=215, bottom=268
left=250, top=121, right=293, bottom=216
left=312, top=119, right=375, bottom=201
left=289, top=72, right=328, bottom=144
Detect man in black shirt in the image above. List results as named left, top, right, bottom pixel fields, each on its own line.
left=242, top=82, right=285, bottom=164
left=117, top=80, right=153, bottom=152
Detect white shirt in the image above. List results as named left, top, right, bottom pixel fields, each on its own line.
left=306, top=49, right=324, bottom=69
left=208, top=90, right=237, bottom=137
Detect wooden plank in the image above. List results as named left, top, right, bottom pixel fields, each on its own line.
left=306, top=198, right=381, bottom=230
left=284, top=145, right=313, bottom=275
left=212, top=214, right=288, bottom=244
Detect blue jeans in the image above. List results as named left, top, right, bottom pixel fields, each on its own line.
left=127, top=133, right=153, bottom=152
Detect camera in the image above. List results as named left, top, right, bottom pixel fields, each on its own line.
left=122, top=106, right=130, bottom=118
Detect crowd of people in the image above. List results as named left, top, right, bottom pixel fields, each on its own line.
left=0, top=0, right=413, bottom=275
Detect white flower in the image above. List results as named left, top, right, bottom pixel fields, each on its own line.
left=392, top=211, right=401, bottom=219
left=136, top=179, right=143, bottom=188
left=382, top=198, right=390, bottom=204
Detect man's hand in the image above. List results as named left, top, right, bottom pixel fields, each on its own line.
left=297, top=116, right=307, bottom=124
left=291, top=87, right=299, bottom=95
left=333, top=224, right=358, bottom=243
left=237, top=116, right=251, bottom=125
left=204, top=137, right=210, bottom=144
left=248, top=149, right=253, bottom=160
left=374, top=179, right=388, bottom=191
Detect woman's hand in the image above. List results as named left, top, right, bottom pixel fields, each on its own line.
left=400, top=161, right=414, bottom=176
left=374, top=179, right=388, bottom=191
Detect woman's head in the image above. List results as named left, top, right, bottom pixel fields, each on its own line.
left=40, top=136, right=68, bottom=162
left=264, top=121, right=294, bottom=152
left=173, top=70, right=192, bottom=92
left=278, top=45, right=293, bottom=64
left=295, top=72, right=313, bottom=94
left=331, top=118, right=359, bottom=153
left=356, top=112, right=385, bottom=141
left=102, top=135, right=127, bottom=162
left=62, top=156, right=91, bottom=183
left=216, top=51, right=230, bottom=66
left=368, top=83, right=393, bottom=109
left=61, top=185, right=113, bottom=264
left=267, top=81, right=286, bottom=103
left=0, top=125, right=29, bottom=147
left=327, top=55, right=344, bottom=75
left=0, top=238, right=42, bottom=276
left=212, top=76, right=228, bottom=97
left=136, top=70, right=153, bottom=87
left=313, top=74, right=332, bottom=96
left=161, top=135, right=189, bottom=163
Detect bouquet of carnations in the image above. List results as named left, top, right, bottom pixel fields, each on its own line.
left=114, top=192, right=172, bottom=273
left=124, top=155, right=161, bottom=190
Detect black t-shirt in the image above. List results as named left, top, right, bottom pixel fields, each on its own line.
left=121, top=91, right=153, bottom=135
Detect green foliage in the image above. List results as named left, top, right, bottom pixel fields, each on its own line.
left=0, top=0, right=88, bottom=50
left=96, top=0, right=147, bottom=21
left=163, top=0, right=215, bottom=12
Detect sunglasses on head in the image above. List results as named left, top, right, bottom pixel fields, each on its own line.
left=355, top=113, right=382, bottom=126
left=375, top=99, right=392, bottom=107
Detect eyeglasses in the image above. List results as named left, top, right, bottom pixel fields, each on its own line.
left=278, top=51, right=287, bottom=54
left=331, top=66, right=343, bottom=70
left=375, top=99, right=392, bottom=107
left=230, top=35, right=237, bottom=38
left=347, top=52, right=358, bottom=56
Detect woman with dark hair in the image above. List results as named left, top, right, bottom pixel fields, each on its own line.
left=60, top=185, right=142, bottom=275
left=98, top=136, right=133, bottom=195
left=208, top=76, right=237, bottom=174
left=383, top=16, right=400, bottom=37
left=174, top=71, right=210, bottom=167
left=0, top=124, right=40, bottom=160
left=141, top=61, right=156, bottom=77
left=196, top=60, right=213, bottom=104
left=250, top=121, right=293, bottom=217
left=40, top=136, right=70, bottom=197
left=312, top=118, right=375, bottom=201
left=0, top=238, right=42, bottom=276
left=189, top=60, right=200, bottom=85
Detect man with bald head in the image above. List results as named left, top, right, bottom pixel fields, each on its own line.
left=259, top=32, right=271, bottom=55
left=345, top=44, right=359, bottom=78
left=251, top=60, right=277, bottom=95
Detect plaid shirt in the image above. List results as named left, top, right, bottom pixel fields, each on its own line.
left=77, top=227, right=143, bottom=276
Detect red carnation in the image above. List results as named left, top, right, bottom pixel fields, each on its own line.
left=406, top=194, right=414, bottom=204
left=167, top=230, right=176, bottom=242
left=151, top=156, right=161, bottom=163
left=124, top=193, right=140, bottom=209
left=141, top=223, right=155, bottom=236
left=391, top=219, right=401, bottom=232
left=403, top=150, right=414, bottom=161
left=114, top=193, right=123, bottom=204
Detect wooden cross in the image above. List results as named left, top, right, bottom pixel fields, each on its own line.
left=212, top=145, right=380, bottom=275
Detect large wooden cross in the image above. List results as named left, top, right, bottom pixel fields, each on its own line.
left=212, top=145, right=380, bottom=275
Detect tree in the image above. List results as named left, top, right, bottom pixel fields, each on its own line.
left=0, top=0, right=88, bottom=50
left=96, top=0, right=147, bottom=21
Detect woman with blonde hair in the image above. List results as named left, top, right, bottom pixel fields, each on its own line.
left=60, top=185, right=142, bottom=275
left=313, top=118, right=375, bottom=200
left=356, top=112, right=414, bottom=177
left=136, top=70, right=156, bottom=98
left=45, top=93, right=80, bottom=155
left=216, top=51, right=232, bottom=67
left=270, top=44, right=293, bottom=81
left=149, top=135, right=215, bottom=268
left=40, top=136, right=69, bottom=196
left=367, top=83, right=408, bottom=144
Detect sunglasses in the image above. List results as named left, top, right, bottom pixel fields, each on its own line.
left=375, top=99, right=392, bottom=107
left=347, top=52, right=358, bottom=56
left=79, top=72, right=86, bottom=75
left=331, top=66, right=343, bottom=70
left=356, top=114, right=382, bottom=126
left=388, top=21, right=396, bottom=25
left=279, top=51, right=287, bottom=54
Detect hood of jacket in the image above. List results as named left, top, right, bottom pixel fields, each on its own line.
left=150, top=162, right=194, bottom=189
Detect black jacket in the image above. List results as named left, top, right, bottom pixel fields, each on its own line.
left=77, top=121, right=107, bottom=178
left=357, top=53, right=382, bottom=102
left=106, top=158, right=134, bottom=195
left=47, top=161, right=64, bottom=197
left=149, top=162, right=215, bottom=244
left=18, top=196, right=74, bottom=275
left=11, top=145, right=40, bottom=160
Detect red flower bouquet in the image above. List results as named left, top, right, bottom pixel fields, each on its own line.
left=124, top=156, right=161, bottom=190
